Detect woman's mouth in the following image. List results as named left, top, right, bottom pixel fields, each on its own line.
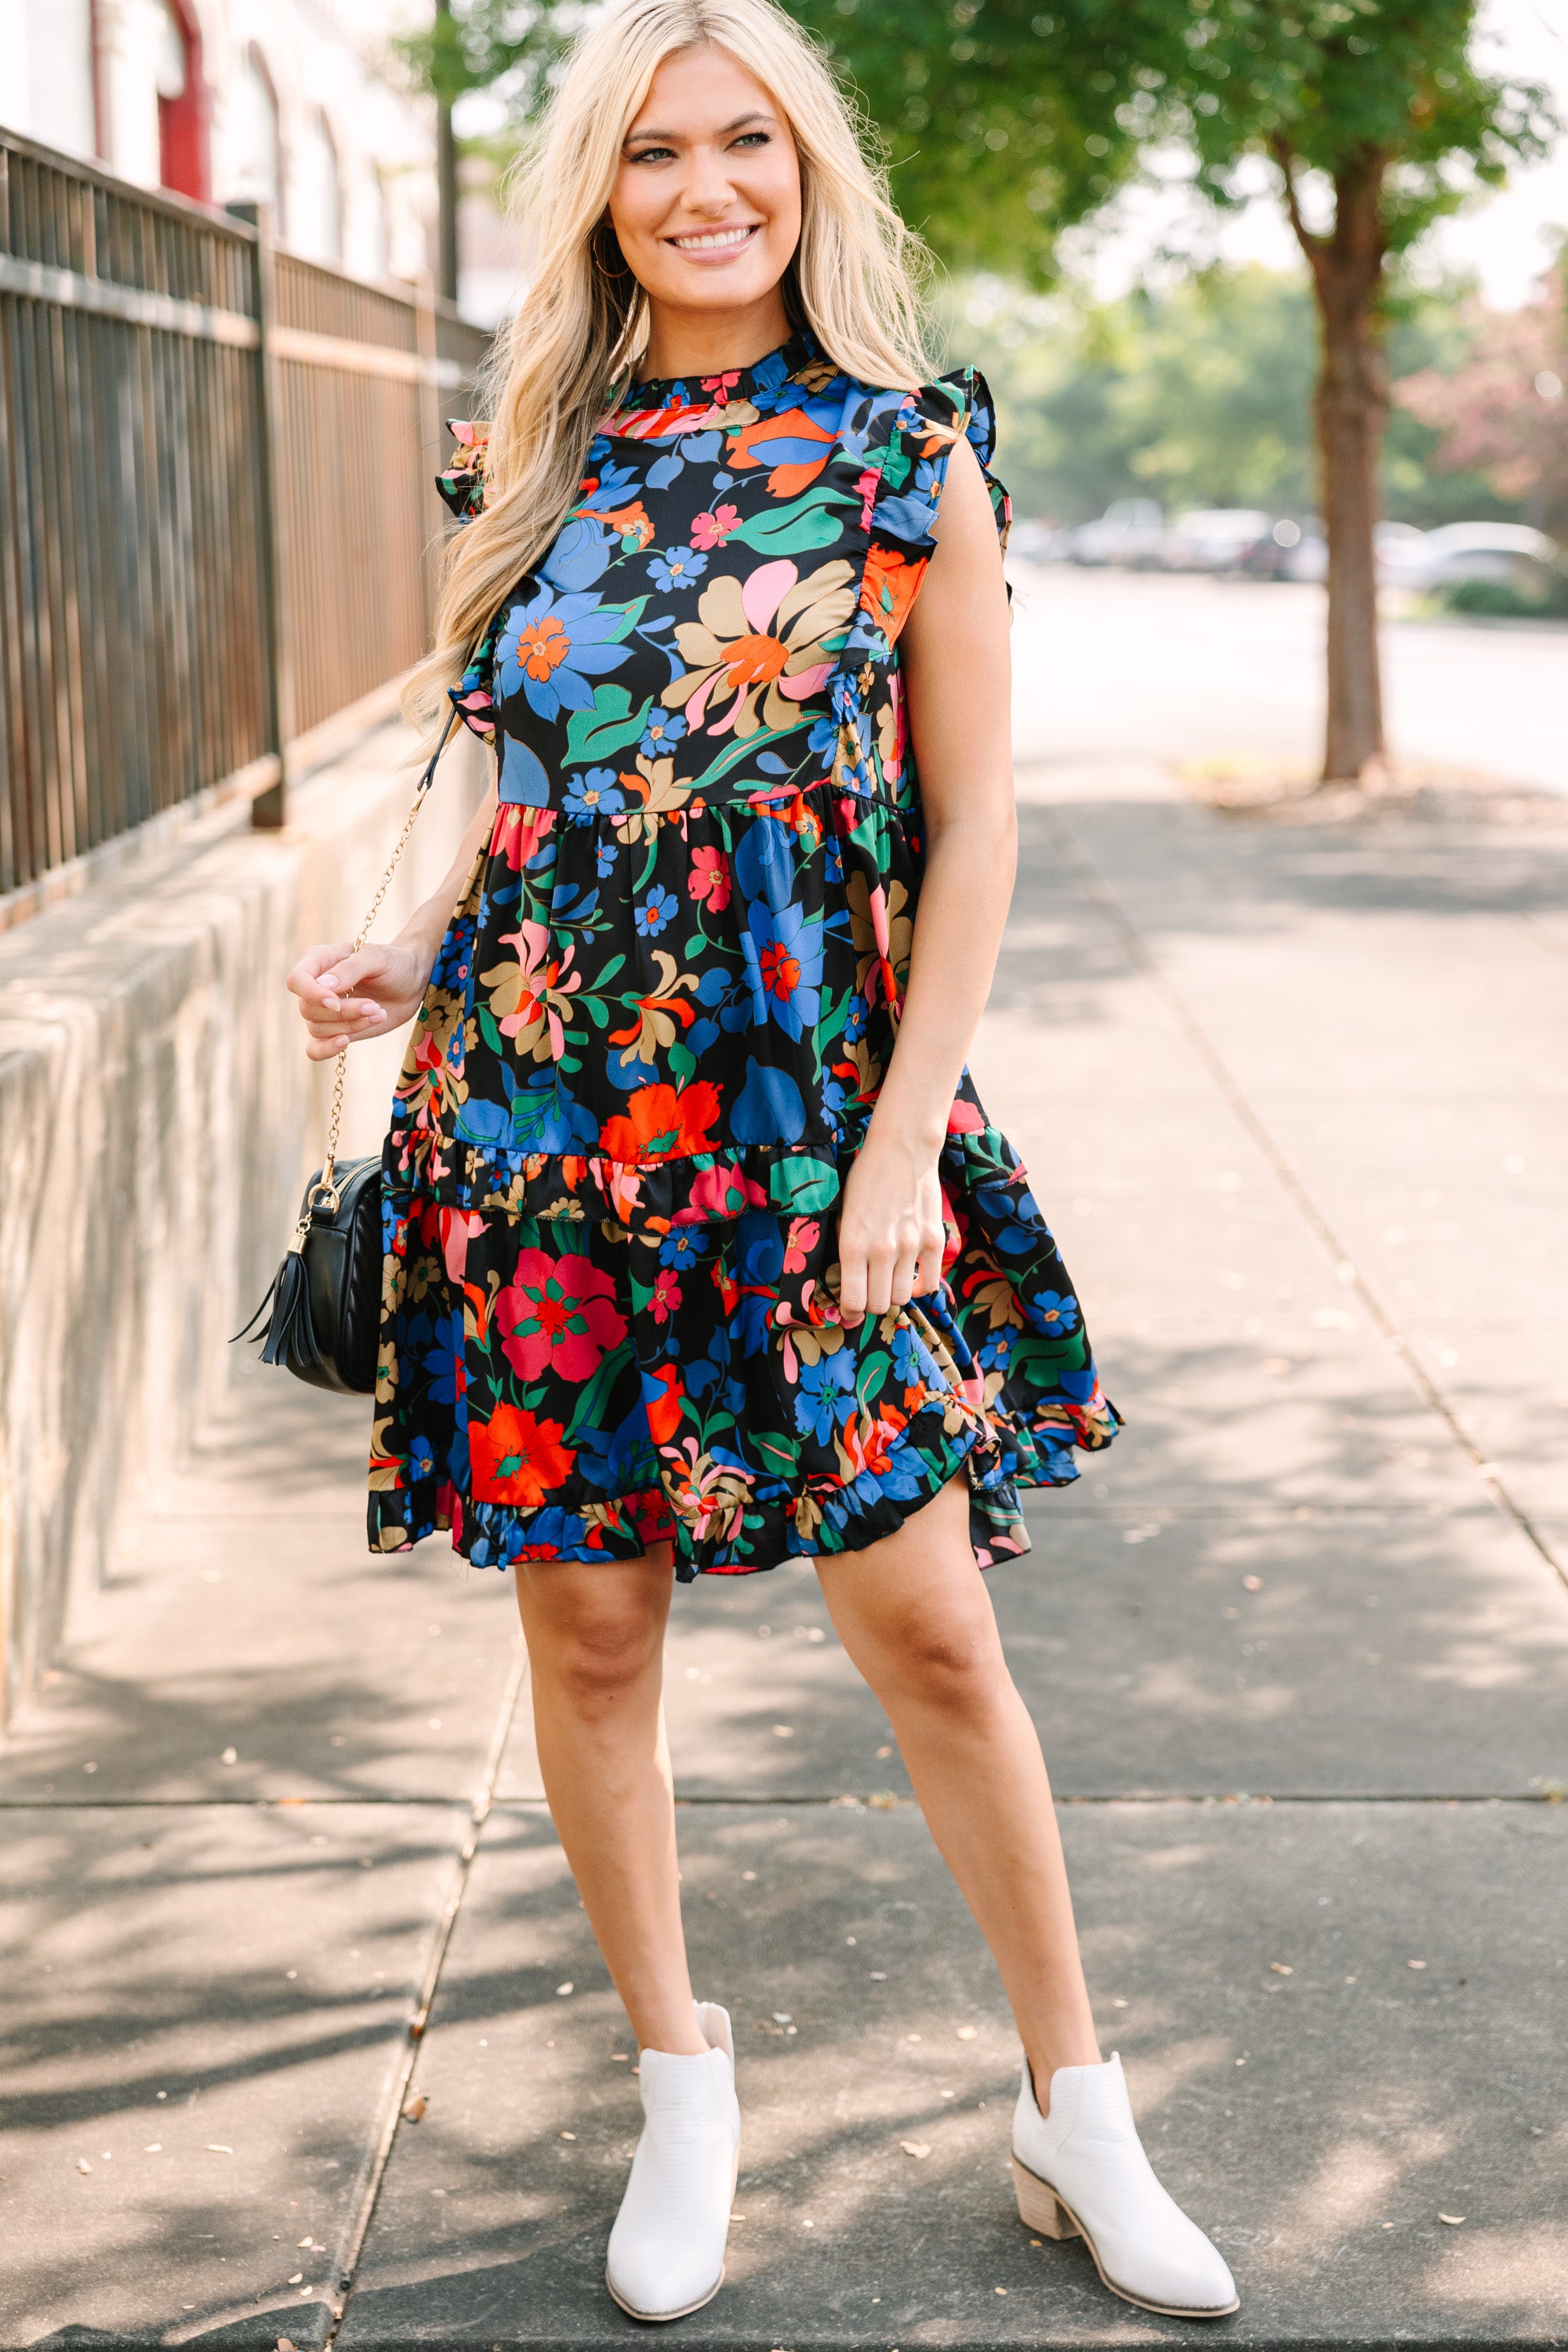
left=666, top=223, right=760, bottom=258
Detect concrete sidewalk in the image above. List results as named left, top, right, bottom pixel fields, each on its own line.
left=5, top=763, right=1567, bottom=2349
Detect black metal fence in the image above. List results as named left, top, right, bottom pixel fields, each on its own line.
left=0, top=126, right=489, bottom=916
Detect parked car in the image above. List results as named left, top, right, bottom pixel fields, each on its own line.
left=1160, top=508, right=1275, bottom=572
left=1068, top=499, right=1166, bottom=566
left=1376, top=520, right=1561, bottom=595
left=1257, top=517, right=1425, bottom=585
left=1007, top=517, right=1074, bottom=564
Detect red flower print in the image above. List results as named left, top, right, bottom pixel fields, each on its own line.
left=495, top=1248, right=627, bottom=1381
left=643, top=1363, right=685, bottom=1444
left=759, top=940, right=800, bottom=1003
left=598, top=1080, right=722, bottom=1165
left=701, top=370, right=742, bottom=395
left=688, top=844, right=731, bottom=909
left=650, top=1268, right=683, bottom=1324
left=690, top=503, right=739, bottom=550
left=469, top=1404, right=575, bottom=1506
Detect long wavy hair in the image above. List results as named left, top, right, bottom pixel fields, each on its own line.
left=403, top=0, right=935, bottom=743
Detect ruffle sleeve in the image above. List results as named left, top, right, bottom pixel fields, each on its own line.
left=435, top=421, right=500, bottom=742
left=859, top=368, right=1011, bottom=651
left=436, top=418, right=490, bottom=524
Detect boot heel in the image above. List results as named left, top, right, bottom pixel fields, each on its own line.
left=1012, top=2155, right=1080, bottom=2240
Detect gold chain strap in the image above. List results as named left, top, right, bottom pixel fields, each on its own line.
left=307, top=706, right=463, bottom=1219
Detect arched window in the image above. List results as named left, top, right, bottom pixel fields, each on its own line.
left=155, top=0, right=209, bottom=201
left=235, top=46, right=285, bottom=231
left=296, top=109, right=343, bottom=265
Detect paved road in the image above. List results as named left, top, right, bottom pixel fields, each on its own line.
left=4, top=746, right=1568, bottom=2347
left=1009, top=566, right=1568, bottom=796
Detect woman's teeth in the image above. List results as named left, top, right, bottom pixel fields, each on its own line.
left=671, top=226, right=756, bottom=252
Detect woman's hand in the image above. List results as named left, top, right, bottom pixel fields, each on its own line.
left=285, top=940, right=431, bottom=1062
left=835, top=1127, right=947, bottom=1324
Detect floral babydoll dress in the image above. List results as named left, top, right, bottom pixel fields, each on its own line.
left=371, top=331, right=1118, bottom=1580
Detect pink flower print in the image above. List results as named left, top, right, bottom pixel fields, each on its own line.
left=700, top=370, right=742, bottom=397
left=495, top=1247, right=627, bottom=1382
left=437, top=1208, right=487, bottom=1285
left=650, top=1267, right=683, bottom=1324
left=855, top=467, right=880, bottom=530
left=688, top=844, right=731, bottom=910
left=782, top=1218, right=820, bottom=1275
left=690, top=503, right=740, bottom=550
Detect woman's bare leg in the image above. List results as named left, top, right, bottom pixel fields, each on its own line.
left=815, top=1476, right=1101, bottom=2103
left=514, top=1548, right=707, bottom=2056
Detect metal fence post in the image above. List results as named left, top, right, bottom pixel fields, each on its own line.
left=226, top=199, right=290, bottom=829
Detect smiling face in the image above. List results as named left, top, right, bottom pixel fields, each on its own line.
left=608, top=45, right=801, bottom=362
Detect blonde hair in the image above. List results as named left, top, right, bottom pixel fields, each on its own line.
left=404, top=0, right=934, bottom=742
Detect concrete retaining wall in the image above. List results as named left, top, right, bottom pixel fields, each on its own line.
left=0, top=722, right=488, bottom=1728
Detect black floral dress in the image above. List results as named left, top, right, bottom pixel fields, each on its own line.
left=371, top=332, right=1118, bottom=1581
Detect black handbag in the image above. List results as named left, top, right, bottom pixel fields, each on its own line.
left=235, top=709, right=461, bottom=1394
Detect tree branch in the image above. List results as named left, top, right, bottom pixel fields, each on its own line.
left=1271, top=136, right=1328, bottom=281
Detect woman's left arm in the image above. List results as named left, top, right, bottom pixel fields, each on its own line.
left=834, top=432, right=1016, bottom=1324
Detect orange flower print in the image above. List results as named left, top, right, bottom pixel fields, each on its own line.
left=516, top=612, right=568, bottom=681
left=665, top=557, right=855, bottom=739
left=726, top=408, right=837, bottom=498
left=597, top=1080, right=722, bottom=1165
left=860, top=543, right=927, bottom=647
left=469, top=1404, right=575, bottom=1506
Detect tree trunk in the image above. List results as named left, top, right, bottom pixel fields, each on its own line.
left=1286, top=149, right=1390, bottom=784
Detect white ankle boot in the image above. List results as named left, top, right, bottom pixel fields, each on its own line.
left=605, top=2001, right=741, bottom=2322
left=1011, top=2053, right=1238, bottom=2318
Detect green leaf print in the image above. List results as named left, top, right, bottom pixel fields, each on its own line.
left=564, top=686, right=652, bottom=764
left=728, top=490, right=854, bottom=555
left=769, top=1156, right=840, bottom=1214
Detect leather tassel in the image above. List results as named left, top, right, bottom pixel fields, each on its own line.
left=233, top=1239, right=321, bottom=1371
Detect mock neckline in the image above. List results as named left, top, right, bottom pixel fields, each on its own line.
left=617, top=328, right=818, bottom=413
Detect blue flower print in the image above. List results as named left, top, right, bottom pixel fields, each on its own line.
left=636, top=884, right=678, bottom=938
left=562, top=768, right=626, bottom=818
left=640, top=710, right=687, bottom=758
left=743, top=898, right=824, bottom=1043
left=648, top=546, right=709, bottom=592
left=659, top=1227, right=710, bottom=1270
left=842, top=993, right=869, bottom=1042
left=795, top=1348, right=858, bottom=1444
left=495, top=583, right=634, bottom=722
left=419, top=1310, right=464, bottom=1406
left=975, top=1179, right=1049, bottom=1258
left=1029, top=1290, right=1081, bottom=1337
left=824, top=837, right=844, bottom=885
left=596, top=838, right=618, bottom=876
left=408, top=1434, right=436, bottom=1480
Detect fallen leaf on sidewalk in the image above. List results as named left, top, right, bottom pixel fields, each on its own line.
left=900, top=2141, right=931, bottom=2160
left=76, top=2159, right=92, bottom=2173
left=221, top=1748, right=238, bottom=1765
left=1408, top=1960, right=1428, bottom=1970
left=556, top=1982, right=574, bottom=1996
left=1439, top=2214, right=1465, bottom=2226
left=409, top=2008, right=429, bottom=2037
left=955, top=2026, right=978, bottom=2040
left=1270, top=1963, right=1293, bottom=1976
left=771, top=1725, right=794, bottom=1738
left=401, top=2094, right=427, bottom=2122
left=206, top=2144, right=234, bottom=2154
left=276, top=2337, right=298, bottom=2350
left=868, top=1791, right=897, bottom=1809
left=287, top=2273, right=303, bottom=2285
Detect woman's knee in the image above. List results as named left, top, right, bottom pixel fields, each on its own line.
left=878, top=1608, right=1009, bottom=1719
left=519, top=1566, right=666, bottom=1714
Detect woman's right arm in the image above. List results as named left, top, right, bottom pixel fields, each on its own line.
left=286, top=779, right=499, bottom=1062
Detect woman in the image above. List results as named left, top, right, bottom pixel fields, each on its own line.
left=287, top=0, right=1237, bottom=2324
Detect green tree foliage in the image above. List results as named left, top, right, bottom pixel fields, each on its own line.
left=959, top=266, right=1516, bottom=526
